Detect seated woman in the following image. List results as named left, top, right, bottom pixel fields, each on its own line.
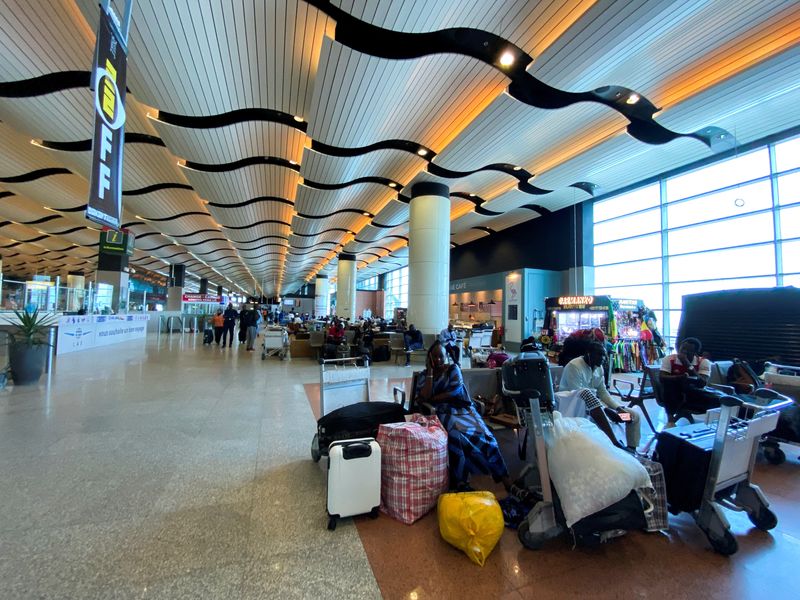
left=415, top=341, right=526, bottom=498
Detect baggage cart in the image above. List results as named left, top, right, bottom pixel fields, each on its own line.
left=657, top=394, right=793, bottom=555
left=261, top=326, right=288, bottom=360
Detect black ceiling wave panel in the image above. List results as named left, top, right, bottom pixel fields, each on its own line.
left=37, top=133, right=166, bottom=152
left=170, top=228, right=224, bottom=238
left=0, top=191, right=15, bottom=200
left=311, top=138, right=435, bottom=160
left=519, top=203, right=551, bottom=215
left=290, top=227, right=351, bottom=238
left=428, top=162, right=534, bottom=186
left=0, top=70, right=90, bottom=97
left=207, top=196, right=294, bottom=209
left=296, top=208, right=373, bottom=219
left=155, top=107, right=308, bottom=132
left=354, top=234, right=408, bottom=244
left=303, top=176, right=401, bottom=191
left=184, top=155, right=301, bottom=173
left=288, top=240, right=340, bottom=250
left=136, top=242, right=175, bottom=252
left=135, top=211, right=212, bottom=222
left=121, top=221, right=146, bottom=228
left=287, top=247, right=332, bottom=257
left=307, top=0, right=734, bottom=152
left=221, top=219, right=291, bottom=230
left=0, top=167, right=72, bottom=183
left=18, top=215, right=63, bottom=226
left=122, top=183, right=194, bottom=196
left=471, top=226, right=496, bottom=235
left=191, top=248, right=240, bottom=258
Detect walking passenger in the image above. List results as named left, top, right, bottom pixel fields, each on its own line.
left=211, top=309, right=225, bottom=345
left=221, top=303, right=238, bottom=348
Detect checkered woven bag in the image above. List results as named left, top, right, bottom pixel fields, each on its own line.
left=637, top=456, right=669, bottom=532
left=377, top=414, right=449, bottom=524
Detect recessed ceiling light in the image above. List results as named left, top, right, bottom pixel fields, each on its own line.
left=388, top=182, right=397, bottom=188
left=362, top=212, right=371, bottom=217
left=289, top=160, right=298, bottom=165
left=469, top=193, right=476, bottom=197
left=293, top=115, right=304, bottom=123
left=417, top=148, right=428, bottom=157
left=513, top=166, right=522, bottom=171
left=499, top=51, right=515, bottom=67
left=626, top=93, right=640, bottom=105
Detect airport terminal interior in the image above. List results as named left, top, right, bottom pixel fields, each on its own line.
left=1, top=1, right=800, bottom=598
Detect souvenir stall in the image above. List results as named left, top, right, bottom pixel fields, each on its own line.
left=541, top=296, right=657, bottom=372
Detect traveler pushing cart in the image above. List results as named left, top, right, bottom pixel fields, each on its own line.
left=261, top=326, right=289, bottom=360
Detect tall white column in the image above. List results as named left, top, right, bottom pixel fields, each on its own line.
left=408, top=182, right=450, bottom=334
left=314, top=274, right=330, bottom=317
left=336, top=254, right=357, bottom=321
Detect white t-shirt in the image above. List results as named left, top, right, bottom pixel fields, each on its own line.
left=559, top=356, right=620, bottom=409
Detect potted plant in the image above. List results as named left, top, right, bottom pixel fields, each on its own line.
left=5, top=308, right=57, bottom=385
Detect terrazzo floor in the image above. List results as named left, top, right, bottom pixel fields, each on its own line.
left=1, top=333, right=798, bottom=599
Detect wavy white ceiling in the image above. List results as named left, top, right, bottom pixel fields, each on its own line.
left=0, top=0, right=797, bottom=294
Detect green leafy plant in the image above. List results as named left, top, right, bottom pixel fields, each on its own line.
left=4, top=309, right=58, bottom=347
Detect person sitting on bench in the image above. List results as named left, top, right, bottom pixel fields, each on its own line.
left=403, top=324, right=424, bottom=366
left=659, top=337, right=714, bottom=427
left=439, top=322, right=460, bottom=365
left=560, top=341, right=641, bottom=451
left=415, top=341, right=530, bottom=500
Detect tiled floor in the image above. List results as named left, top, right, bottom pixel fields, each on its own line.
left=1, top=334, right=798, bottom=599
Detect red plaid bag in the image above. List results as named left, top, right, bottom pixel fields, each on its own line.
left=377, top=414, right=449, bottom=524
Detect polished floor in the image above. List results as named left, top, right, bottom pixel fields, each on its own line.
left=0, top=333, right=798, bottom=599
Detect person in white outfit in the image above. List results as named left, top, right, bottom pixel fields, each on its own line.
left=559, top=341, right=641, bottom=450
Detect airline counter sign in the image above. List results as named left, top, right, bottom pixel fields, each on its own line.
left=87, top=8, right=127, bottom=230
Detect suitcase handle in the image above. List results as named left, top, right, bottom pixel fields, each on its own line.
left=339, top=440, right=373, bottom=460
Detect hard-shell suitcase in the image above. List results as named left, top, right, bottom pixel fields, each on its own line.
left=327, top=437, right=381, bottom=530
left=311, top=401, right=406, bottom=462
left=203, top=328, right=213, bottom=345
left=654, top=423, right=717, bottom=513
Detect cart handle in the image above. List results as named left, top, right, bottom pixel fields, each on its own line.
left=719, top=395, right=742, bottom=408
left=741, top=397, right=795, bottom=413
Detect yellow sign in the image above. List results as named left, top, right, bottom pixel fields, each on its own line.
left=558, top=296, right=594, bottom=306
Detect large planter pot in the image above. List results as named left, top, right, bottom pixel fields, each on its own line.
left=9, top=343, right=48, bottom=385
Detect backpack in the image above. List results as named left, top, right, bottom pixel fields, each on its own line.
left=726, top=358, right=761, bottom=394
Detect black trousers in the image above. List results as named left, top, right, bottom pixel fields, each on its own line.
left=661, top=378, right=722, bottom=420
left=214, top=327, right=223, bottom=344
left=445, top=344, right=461, bottom=365
left=222, top=323, right=235, bottom=346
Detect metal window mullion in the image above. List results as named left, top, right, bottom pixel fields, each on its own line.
left=769, top=143, right=783, bottom=285
left=660, top=178, right=670, bottom=344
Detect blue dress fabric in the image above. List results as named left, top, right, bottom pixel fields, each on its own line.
left=415, top=365, right=509, bottom=486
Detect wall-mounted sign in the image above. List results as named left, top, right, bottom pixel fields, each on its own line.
left=87, top=7, right=128, bottom=230
left=182, top=293, right=223, bottom=304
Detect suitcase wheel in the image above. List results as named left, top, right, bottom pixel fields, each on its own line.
left=369, top=507, right=379, bottom=519
left=311, top=434, right=321, bottom=463
left=517, top=518, right=545, bottom=550
left=748, top=505, right=778, bottom=531
left=707, top=529, right=738, bottom=556
left=328, top=516, right=337, bottom=531
left=763, top=445, right=786, bottom=465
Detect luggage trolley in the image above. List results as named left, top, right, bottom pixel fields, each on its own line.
left=500, top=353, right=564, bottom=549
left=659, top=395, right=793, bottom=555
left=261, top=326, right=288, bottom=360
left=310, top=357, right=372, bottom=462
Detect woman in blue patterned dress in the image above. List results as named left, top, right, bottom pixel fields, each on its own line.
left=415, top=341, right=516, bottom=493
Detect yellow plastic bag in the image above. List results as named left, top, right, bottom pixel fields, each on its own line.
left=437, top=491, right=504, bottom=566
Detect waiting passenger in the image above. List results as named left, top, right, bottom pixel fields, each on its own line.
left=404, top=324, right=424, bottom=366
left=439, top=322, right=460, bottom=365
left=660, top=337, right=715, bottom=427
left=560, top=341, right=640, bottom=450
left=415, top=341, right=529, bottom=499
left=327, top=319, right=345, bottom=345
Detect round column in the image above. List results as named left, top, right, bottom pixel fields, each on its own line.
left=408, top=182, right=450, bottom=334
left=336, top=254, right=357, bottom=321
left=314, top=274, right=330, bottom=317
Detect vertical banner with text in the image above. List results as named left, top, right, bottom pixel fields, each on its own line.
left=87, top=8, right=127, bottom=230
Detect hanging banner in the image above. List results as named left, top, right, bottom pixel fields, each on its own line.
left=87, top=7, right=128, bottom=230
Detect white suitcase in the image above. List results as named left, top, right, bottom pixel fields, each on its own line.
left=327, top=437, right=381, bottom=530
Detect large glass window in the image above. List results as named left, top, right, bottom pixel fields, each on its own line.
left=593, top=132, right=800, bottom=350
left=357, top=276, right=378, bottom=290
left=383, top=267, right=408, bottom=318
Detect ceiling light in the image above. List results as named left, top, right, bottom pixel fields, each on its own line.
left=417, top=149, right=428, bottom=157
left=388, top=182, right=397, bottom=188
left=293, top=115, right=304, bottom=123
left=469, top=193, right=476, bottom=197
left=499, top=51, right=515, bottom=67
left=626, top=93, right=640, bottom=105
left=513, top=166, right=522, bottom=171
left=289, top=160, right=298, bottom=165
left=362, top=212, right=371, bottom=217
